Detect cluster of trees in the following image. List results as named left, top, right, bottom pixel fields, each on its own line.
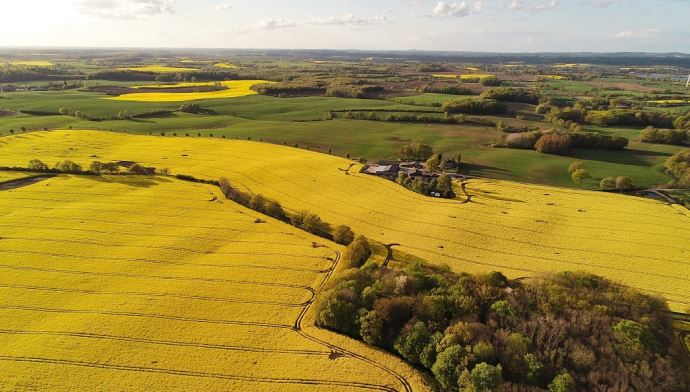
left=24, top=159, right=160, bottom=176
left=495, top=122, right=535, bottom=134
left=567, top=161, right=589, bottom=184
left=480, top=88, right=540, bottom=104
left=442, top=99, right=507, bottom=115
left=422, top=85, right=473, bottom=95
left=600, top=176, right=634, bottom=191
left=399, top=143, right=435, bottom=161
left=0, top=68, right=76, bottom=83
left=57, top=107, right=172, bottom=122
left=585, top=109, right=675, bottom=128
left=326, top=79, right=384, bottom=99
left=178, top=103, right=212, bottom=114
left=500, top=131, right=628, bottom=155
left=316, top=262, right=688, bottom=392
left=254, top=80, right=326, bottom=96
left=640, top=127, right=689, bottom=146
left=88, top=70, right=238, bottom=82
left=341, top=111, right=466, bottom=125
left=217, top=177, right=360, bottom=244
left=395, top=172, right=455, bottom=198
left=664, top=149, right=690, bottom=188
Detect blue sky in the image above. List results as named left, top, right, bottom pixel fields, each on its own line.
left=1, top=0, right=688, bottom=52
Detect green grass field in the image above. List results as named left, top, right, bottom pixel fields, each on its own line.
left=0, top=78, right=686, bottom=190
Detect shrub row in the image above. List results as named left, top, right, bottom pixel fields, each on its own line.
left=217, top=177, right=362, bottom=246
left=640, top=127, right=689, bottom=146
left=480, top=88, right=540, bottom=104
left=442, top=99, right=507, bottom=115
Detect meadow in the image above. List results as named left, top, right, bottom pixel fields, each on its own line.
left=0, top=88, right=683, bottom=190
left=2, top=130, right=688, bottom=311
left=0, top=174, right=424, bottom=391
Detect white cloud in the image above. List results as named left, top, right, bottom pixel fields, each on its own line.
left=76, top=0, right=174, bottom=19
left=432, top=1, right=470, bottom=17
left=473, top=0, right=486, bottom=13
left=306, top=14, right=389, bottom=25
left=508, top=0, right=557, bottom=12
left=614, top=28, right=660, bottom=39
left=210, top=3, right=231, bottom=11
left=256, top=18, right=297, bottom=31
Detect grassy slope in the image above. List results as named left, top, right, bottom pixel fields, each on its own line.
left=2, top=130, right=688, bottom=311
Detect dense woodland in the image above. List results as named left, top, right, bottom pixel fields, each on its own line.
left=316, top=261, right=689, bottom=391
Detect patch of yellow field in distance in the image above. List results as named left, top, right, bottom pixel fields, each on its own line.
left=106, top=80, right=274, bottom=102
left=647, top=99, right=689, bottom=105
left=214, top=62, right=238, bottom=69
left=553, top=63, right=587, bottom=68
left=119, top=65, right=199, bottom=73
left=464, top=66, right=481, bottom=72
left=2, top=130, right=689, bottom=311
left=8, top=60, right=53, bottom=67
left=0, top=175, right=423, bottom=391
left=132, top=82, right=220, bottom=89
left=432, top=74, right=495, bottom=80
left=543, top=75, right=566, bottom=80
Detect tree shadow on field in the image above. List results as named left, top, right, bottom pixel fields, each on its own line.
left=81, top=175, right=172, bottom=188
left=569, top=148, right=661, bottom=166
left=462, top=163, right=511, bottom=178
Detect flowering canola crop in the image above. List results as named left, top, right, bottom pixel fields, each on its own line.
left=2, top=130, right=689, bottom=312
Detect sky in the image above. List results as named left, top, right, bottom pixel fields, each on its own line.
left=1, top=0, right=688, bottom=52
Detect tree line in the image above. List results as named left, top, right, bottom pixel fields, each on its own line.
left=217, top=177, right=365, bottom=246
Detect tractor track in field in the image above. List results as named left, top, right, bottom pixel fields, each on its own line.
left=0, top=304, right=294, bottom=329
left=383, top=244, right=400, bottom=267
left=1, top=236, right=322, bottom=258
left=671, top=312, right=690, bottom=363
left=0, top=356, right=398, bottom=391
left=0, top=283, right=310, bottom=307
left=0, top=263, right=317, bottom=295
left=0, top=329, right=328, bottom=356
left=293, top=249, right=414, bottom=392
left=0, top=248, right=332, bottom=274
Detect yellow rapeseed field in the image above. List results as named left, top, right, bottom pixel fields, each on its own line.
left=107, top=80, right=273, bottom=102
left=1, top=130, right=689, bottom=312
left=214, top=62, right=239, bottom=69
left=647, top=99, right=689, bottom=105
left=0, top=174, right=423, bottom=391
left=432, top=74, right=495, bottom=80
left=553, top=63, right=587, bottom=68
left=132, top=82, right=219, bottom=89
left=7, top=60, right=54, bottom=67
left=119, top=65, right=199, bottom=73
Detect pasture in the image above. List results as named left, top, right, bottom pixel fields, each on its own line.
left=2, top=130, right=688, bottom=311
left=0, top=174, right=422, bottom=391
